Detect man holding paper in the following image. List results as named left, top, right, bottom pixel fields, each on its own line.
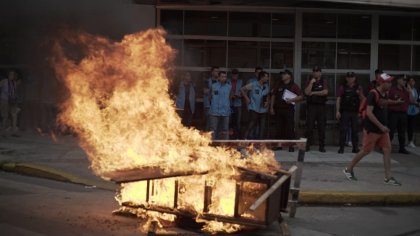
left=270, top=70, right=303, bottom=152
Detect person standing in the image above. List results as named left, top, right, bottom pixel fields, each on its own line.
left=246, top=66, right=263, bottom=139
left=388, top=75, right=411, bottom=154
left=241, top=71, right=270, bottom=140
left=175, top=72, right=196, bottom=127
left=229, top=69, right=243, bottom=139
left=208, top=71, right=232, bottom=140
left=406, top=77, right=420, bottom=148
left=336, top=72, right=365, bottom=154
left=203, top=66, right=219, bottom=131
left=0, top=70, right=21, bottom=132
left=270, top=70, right=303, bottom=152
left=343, top=73, right=401, bottom=186
left=304, top=66, right=329, bottom=152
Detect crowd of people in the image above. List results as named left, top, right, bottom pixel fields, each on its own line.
left=174, top=66, right=420, bottom=154
left=174, top=66, right=420, bottom=186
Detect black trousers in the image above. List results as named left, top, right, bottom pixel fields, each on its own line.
left=244, top=111, right=267, bottom=140
left=339, top=111, right=359, bottom=149
left=275, top=107, right=296, bottom=139
left=389, top=111, right=407, bottom=149
left=407, top=115, right=417, bottom=142
left=305, top=104, right=326, bottom=147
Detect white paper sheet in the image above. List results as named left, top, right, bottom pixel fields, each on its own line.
left=282, top=89, right=297, bottom=105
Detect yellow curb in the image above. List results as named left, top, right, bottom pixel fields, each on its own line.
left=300, top=191, right=420, bottom=205
left=0, top=162, right=116, bottom=191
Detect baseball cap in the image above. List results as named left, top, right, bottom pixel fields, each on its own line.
left=312, top=66, right=322, bottom=72
left=346, top=72, right=355, bottom=77
left=378, top=73, right=394, bottom=83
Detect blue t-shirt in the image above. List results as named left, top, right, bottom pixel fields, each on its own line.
left=203, top=77, right=218, bottom=108
left=408, top=88, right=419, bottom=116
left=209, top=81, right=232, bottom=116
left=246, top=81, right=269, bottom=113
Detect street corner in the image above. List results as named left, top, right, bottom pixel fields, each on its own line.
left=0, top=161, right=116, bottom=191
left=299, top=191, right=420, bottom=205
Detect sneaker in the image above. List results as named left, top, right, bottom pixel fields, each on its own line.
left=408, top=142, right=416, bottom=148
left=319, top=146, right=326, bottom=153
left=384, top=177, right=401, bottom=186
left=338, top=147, right=344, bottom=154
left=343, top=168, right=357, bottom=181
left=398, top=148, right=410, bottom=154
left=346, top=142, right=352, bottom=147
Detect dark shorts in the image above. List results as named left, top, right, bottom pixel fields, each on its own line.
left=361, top=129, right=391, bottom=152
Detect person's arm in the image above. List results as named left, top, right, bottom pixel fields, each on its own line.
left=336, top=97, right=341, bottom=120
left=240, top=84, right=252, bottom=105
left=358, top=86, right=365, bottom=101
left=304, top=78, right=315, bottom=95
left=270, top=93, right=276, bottom=115
left=366, top=105, right=389, bottom=133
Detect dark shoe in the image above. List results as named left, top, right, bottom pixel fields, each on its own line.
left=319, top=146, right=326, bottom=153
left=384, top=177, right=401, bottom=186
left=343, top=168, right=357, bottom=181
left=399, top=148, right=410, bottom=154
left=352, top=148, right=360, bottom=153
left=288, top=147, right=295, bottom=152
left=338, top=147, right=344, bottom=154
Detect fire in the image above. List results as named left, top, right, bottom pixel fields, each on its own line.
left=53, top=28, right=280, bottom=233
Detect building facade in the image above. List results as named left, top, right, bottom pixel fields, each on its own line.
left=154, top=1, right=420, bottom=139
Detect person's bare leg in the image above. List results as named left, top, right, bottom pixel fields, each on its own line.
left=382, top=146, right=392, bottom=179
left=347, top=149, right=370, bottom=171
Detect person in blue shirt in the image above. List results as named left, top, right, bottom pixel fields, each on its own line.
left=175, top=72, right=196, bottom=127
left=241, top=71, right=270, bottom=139
left=229, top=69, right=243, bottom=139
left=407, top=77, right=420, bottom=148
left=246, top=66, right=263, bottom=139
left=203, top=66, right=219, bottom=131
left=209, top=71, right=232, bottom=140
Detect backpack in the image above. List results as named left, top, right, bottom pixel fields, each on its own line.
left=359, top=89, right=380, bottom=119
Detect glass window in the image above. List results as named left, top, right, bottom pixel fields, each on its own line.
left=184, top=40, right=226, bottom=67
left=227, top=41, right=270, bottom=68
left=337, top=43, right=370, bottom=69
left=414, top=17, right=420, bottom=41
left=338, top=14, right=371, bottom=39
left=302, top=42, right=336, bottom=69
left=160, top=10, right=183, bottom=35
left=271, top=42, right=294, bottom=69
left=229, top=12, right=270, bottom=37
left=185, top=11, right=227, bottom=36
left=414, top=45, right=420, bottom=71
left=166, top=39, right=183, bottom=66
left=379, top=16, right=412, bottom=40
left=271, top=13, right=295, bottom=38
left=378, top=44, right=411, bottom=71
left=0, top=36, right=17, bottom=64
left=303, top=13, right=336, bottom=38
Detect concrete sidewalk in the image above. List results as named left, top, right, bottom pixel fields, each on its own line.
left=1, top=130, right=420, bottom=205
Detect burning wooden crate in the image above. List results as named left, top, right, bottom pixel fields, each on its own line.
left=106, top=139, right=306, bottom=234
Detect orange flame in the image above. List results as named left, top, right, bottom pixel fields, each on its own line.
left=53, top=28, right=280, bottom=233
